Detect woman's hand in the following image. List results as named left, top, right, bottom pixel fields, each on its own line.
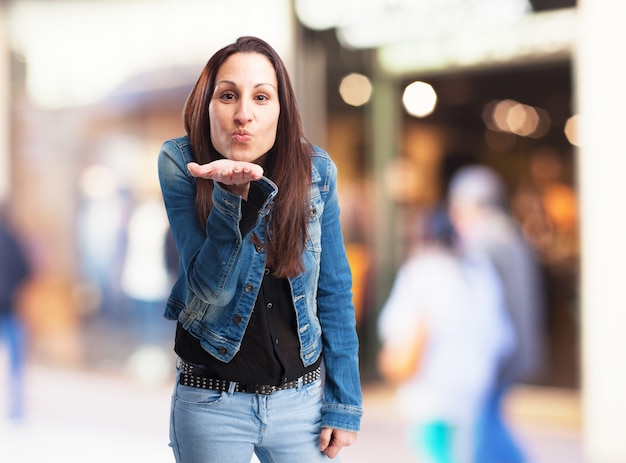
left=187, top=160, right=264, bottom=199
left=319, top=428, right=357, bottom=459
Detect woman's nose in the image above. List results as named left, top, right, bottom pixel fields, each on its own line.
left=234, top=100, right=253, bottom=124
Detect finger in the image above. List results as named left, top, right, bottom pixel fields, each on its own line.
left=231, top=168, right=245, bottom=183
left=187, top=162, right=203, bottom=177
left=242, top=163, right=264, bottom=179
left=323, top=445, right=340, bottom=459
left=324, top=430, right=357, bottom=458
left=187, top=162, right=220, bottom=180
left=323, top=437, right=350, bottom=460
left=318, top=427, right=333, bottom=452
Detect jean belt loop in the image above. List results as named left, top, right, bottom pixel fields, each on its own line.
left=227, top=381, right=237, bottom=395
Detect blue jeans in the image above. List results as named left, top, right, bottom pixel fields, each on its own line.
left=1, top=313, right=25, bottom=420
left=474, top=385, right=526, bottom=463
left=169, top=372, right=334, bottom=462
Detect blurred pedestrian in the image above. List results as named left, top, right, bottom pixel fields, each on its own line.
left=158, top=36, right=361, bottom=462
left=120, top=198, right=171, bottom=344
left=0, top=206, right=31, bottom=421
left=377, top=207, right=514, bottom=463
left=448, top=165, right=546, bottom=463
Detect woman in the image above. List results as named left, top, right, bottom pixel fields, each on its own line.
left=158, top=36, right=362, bottom=462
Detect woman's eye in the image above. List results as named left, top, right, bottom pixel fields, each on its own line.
left=255, top=94, right=269, bottom=102
left=220, top=92, right=236, bottom=100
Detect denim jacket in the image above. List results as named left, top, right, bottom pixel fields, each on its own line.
left=158, top=136, right=362, bottom=432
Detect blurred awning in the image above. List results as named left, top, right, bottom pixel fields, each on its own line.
left=295, top=0, right=577, bottom=76
left=295, top=0, right=534, bottom=47
left=377, top=8, right=577, bottom=77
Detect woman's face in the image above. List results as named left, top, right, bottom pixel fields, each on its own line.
left=209, top=52, right=280, bottom=165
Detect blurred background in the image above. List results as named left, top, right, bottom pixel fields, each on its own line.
left=0, top=0, right=624, bottom=461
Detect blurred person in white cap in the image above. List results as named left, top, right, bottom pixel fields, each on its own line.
left=378, top=206, right=514, bottom=463
left=448, top=165, right=546, bottom=463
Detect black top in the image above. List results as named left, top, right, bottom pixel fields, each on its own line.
left=174, top=183, right=321, bottom=385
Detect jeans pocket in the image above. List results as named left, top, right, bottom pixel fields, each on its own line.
left=174, top=384, right=227, bottom=408
left=303, top=379, right=323, bottom=398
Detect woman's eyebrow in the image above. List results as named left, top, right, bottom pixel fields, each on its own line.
left=215, top=80, right=277, bottom=90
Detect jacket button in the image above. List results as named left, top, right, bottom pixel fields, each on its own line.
left=219, top=347, right=228, bottom=355
left=233, top=314, right=243, bottom=323
left=244, top=284, right=254, bottom=293
left=255, top=245, right=263, bottom=253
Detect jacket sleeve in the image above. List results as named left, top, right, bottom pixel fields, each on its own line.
left=157, top=139, right=276, bottom=305
left=314, top=153, right=363, bottom=432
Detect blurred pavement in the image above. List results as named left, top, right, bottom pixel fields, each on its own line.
left=0, top=359, right=586, bottom=463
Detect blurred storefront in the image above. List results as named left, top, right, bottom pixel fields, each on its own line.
left=295, top=0, right=580, bottom=389
left=295, top=1, right=626, bottom=461
left=2, top=0, right=626, bottom=460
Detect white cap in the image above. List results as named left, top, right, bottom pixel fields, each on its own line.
left=448, top=165, right=506, bottom=208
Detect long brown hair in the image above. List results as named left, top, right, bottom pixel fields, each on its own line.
left=183, top=36, right=312, bottom=278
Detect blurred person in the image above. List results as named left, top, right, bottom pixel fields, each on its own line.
left=77, top=164, right=129, bottom=316
left=448, top=165, right=546, bottom=463
left=157, top=36, right=361, bottom=462
left=120, top=198, right=171, bottom=344
left=377, top=207, right=514, bottom=463
left=0, top=206, right=31, bottom=421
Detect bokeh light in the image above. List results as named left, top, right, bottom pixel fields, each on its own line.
left=564, top=114, right=580, bottom=146
left=485, top=98, right=551, bottom=139
left=339, top=72, right=373, bottom=107
left=402, top=81, right=437, bottom=118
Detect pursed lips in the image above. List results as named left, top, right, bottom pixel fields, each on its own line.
left=232, top=130, right=251, bottom=143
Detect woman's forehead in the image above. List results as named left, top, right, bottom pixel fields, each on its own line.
left=216, top=52, right=277, bottom=84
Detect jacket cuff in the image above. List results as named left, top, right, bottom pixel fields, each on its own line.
left=321, top=404, right=363, bottom=432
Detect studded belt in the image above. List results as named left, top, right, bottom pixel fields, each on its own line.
left=178, top=359, right=321, bottom=395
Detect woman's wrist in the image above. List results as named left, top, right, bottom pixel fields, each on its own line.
left=220, top=182, right=251, bottom=200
